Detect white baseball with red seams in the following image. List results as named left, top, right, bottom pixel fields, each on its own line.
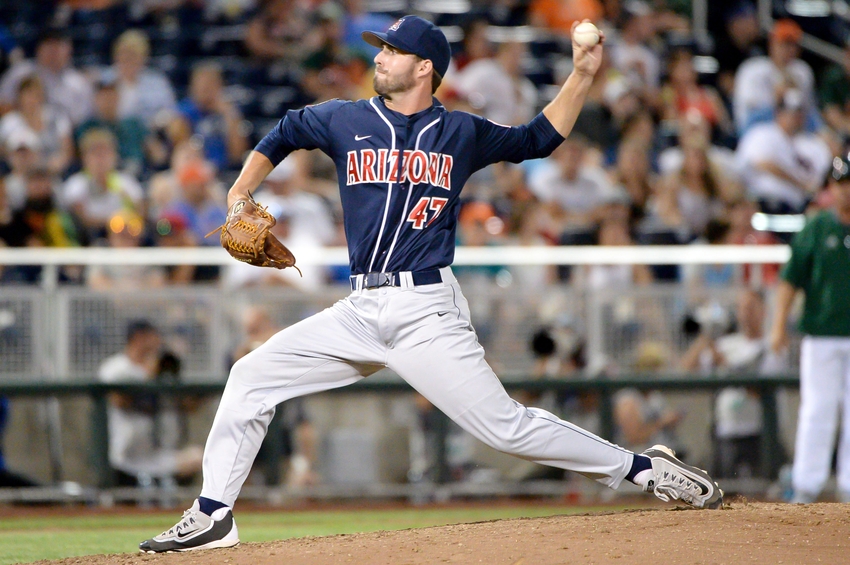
left=573, top=22, right=600, bottom=47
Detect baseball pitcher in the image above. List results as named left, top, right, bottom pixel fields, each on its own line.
left=141, top=17, right=722, bottom=553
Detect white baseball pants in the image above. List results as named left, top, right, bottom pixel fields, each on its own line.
left=201, top=268, right=633, bottom=506
left=793, top=336, right=850, bottom=498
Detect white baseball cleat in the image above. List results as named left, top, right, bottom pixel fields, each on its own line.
left=139, top=499, right=240, bottom=553
left=642, top=445, right=724, bottom=509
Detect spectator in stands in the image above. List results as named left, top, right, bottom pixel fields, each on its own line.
left=680, top=288, right=787, bottom=479
left=454, top=40, right=537, bottom=125
left=581, top=203, right=654, bottom=289
left=529, top=0, right=604, bottom=36
left=153, top=209, right=199, bottom=285
left=660, top=49, right=733, bottom=138
left=232, top=306, right=318, bottom=487
left=0, top=75, right=74, bottom=176
left=340, top=0, right=394, bottom=60
left=0, top=167, right=86, bottom=284
left=223, top=204, right=322, bottom=290
left=0, top=168, right=83, bottom=249
left=0, top=25, right=23, bottom=79
left=87, top=209, right=167, bottom=290
left=244, top=0, right=322, bottom=62
left=617, top=108, right=658, bottom=159
left=453, top=19, right=493, bottom=73
left=0, top=28, right=93, bottom=125
left=456, top=201, right=506, bottom=260
left=2, top=129, right=41, bottom=212
left=147, top=140, right=208, bottom=215
left=610, top=139, right=656, bottom=225
left=171, top=61, right=249, bottom=170
left=733, top=19, right=818, bottom=135
left=76, top=76, right=149, bottom=177
left=613, top=342, right=685, bottom=454
left=609, top=1, right=661, bottom=108
left=161, top=158, right=227, bottom=246
left=109, top=29, right=177, bottom=128
left=253, top=156, right=335, bottom=247
left=657, top=112, right=739, bottom=179
left=736, top=89, right=831, bottom=215
left=61, top=128, right=145, bottom=240
left=677, top=219, right=738, bottom=288
left=527, top=135, right=617, bottom=234
left=725, top=198, right=782, bottom=286
left=819, top=39, right=850, bottom=143
left=530, top=310, right=587, bottom=379
left=98, top=319, right=203, bottom=486
left=653, top=134, right=741, bottom=239
left=713, top=2, right=764, bottom=100
left=300, top=2, right=369, bottom=103
left=601, top=72, right=643, bottom=144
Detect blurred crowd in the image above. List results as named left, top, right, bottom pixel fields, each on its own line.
left=0, top=0, right=848, bottom=291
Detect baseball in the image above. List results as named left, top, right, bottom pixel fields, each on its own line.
left=573, top=22, right=600, bottom=47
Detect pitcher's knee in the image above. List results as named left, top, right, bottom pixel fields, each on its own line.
left=218, top=354, right=268, bottom=413
left=229, top=352, right=260, bottom=382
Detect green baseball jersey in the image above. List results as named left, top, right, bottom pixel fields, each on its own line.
left=781, top=210, right=850, bottom=336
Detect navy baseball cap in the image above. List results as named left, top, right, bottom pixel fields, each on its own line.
left=362, top=16, right=451, bottom=78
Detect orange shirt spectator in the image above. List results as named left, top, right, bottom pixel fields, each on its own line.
left=530, top=0, right=604, bottom=35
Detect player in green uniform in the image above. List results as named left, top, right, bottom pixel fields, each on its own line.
left=770, top=155, right=850, bottom=502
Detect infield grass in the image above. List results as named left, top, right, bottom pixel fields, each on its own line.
left=0, top=503, right=636, bottom=564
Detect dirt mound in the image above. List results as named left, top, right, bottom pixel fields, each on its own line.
left=35, top=502, right=849, bottom=565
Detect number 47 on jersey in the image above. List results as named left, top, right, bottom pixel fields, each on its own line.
left=407, top=197, right=448, bottom=229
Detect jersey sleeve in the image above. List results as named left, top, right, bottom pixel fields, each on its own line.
left=470, top=112, right=564, bottom=170
left=254, top=99, right=347, bottom=166
left=781, top=216, right=817, bottom=288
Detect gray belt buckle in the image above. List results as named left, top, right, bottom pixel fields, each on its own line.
left=364, top=272, right=393, bottom=289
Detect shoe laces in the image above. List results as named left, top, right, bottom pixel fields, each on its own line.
left=161, top=508, right=199, bottom=537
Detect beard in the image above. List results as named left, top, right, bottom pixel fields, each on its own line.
left=373, top=67, right=417, bottom=99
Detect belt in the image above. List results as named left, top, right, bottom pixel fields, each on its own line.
left=350, top=268, right=445, bottom=291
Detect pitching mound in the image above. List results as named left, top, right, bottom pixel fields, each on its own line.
left=35, top=502, right=848, bottom=565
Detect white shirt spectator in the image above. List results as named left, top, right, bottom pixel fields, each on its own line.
left=658, top=144, right=741, bottom=181
left=528, top=161, right=616, bottom=216
left=733, top=56, right=814, bottom=132
left=115, top=67, right=176, bottom=126
left=0, top=60, right=94, bottom=125
left=223, top=231, right=326, bottom=291
left=0, top=107, right=72, bottom=168
left=453, top=58, right=537, bottom=125
left=253, top=190, right=335, bottom=247
left=610, top=41, right=661, bottom=90
left=736, top=121, right=829, bottom=210
left=99, top=353, right=181, bottom=476
left=60, top=171, right=144, bottom=224
left=697, top=333, right=787, bottom=439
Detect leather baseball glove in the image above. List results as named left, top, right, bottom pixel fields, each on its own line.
left=207, top=192, right=301, bottom=273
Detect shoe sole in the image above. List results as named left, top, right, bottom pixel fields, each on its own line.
left=140, top=539, right=240, bottom=554
left=644, top=445, right=724, bottom=509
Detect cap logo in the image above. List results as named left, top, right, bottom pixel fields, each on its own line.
left=389, top=18, right=404, bottom=32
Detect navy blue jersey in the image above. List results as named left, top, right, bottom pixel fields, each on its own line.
left=255, top=96, right=564, bottom=275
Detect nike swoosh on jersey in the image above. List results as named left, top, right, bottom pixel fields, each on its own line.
left=355, top=135, right=372, bottom=141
